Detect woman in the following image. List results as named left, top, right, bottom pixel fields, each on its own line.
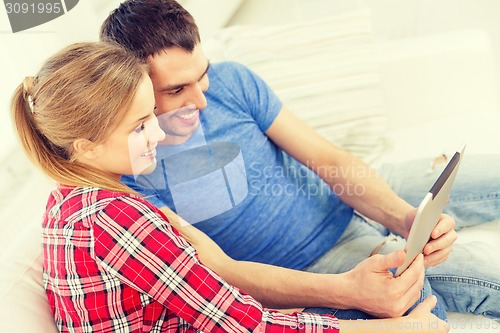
left=11, top=41, right=447, bottom=333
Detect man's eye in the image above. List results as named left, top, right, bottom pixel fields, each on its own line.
left=168, top=87, right=183, bottom=96
left=134, top=123, right=145, bottom=133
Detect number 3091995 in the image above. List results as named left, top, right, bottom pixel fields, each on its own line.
left=5, top=2, right=62, bottom=14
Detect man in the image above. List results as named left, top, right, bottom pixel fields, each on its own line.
left=100, top=0, right=500, bottom=321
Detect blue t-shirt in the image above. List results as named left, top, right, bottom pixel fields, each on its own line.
left=122, top=62, right=353, bottom=270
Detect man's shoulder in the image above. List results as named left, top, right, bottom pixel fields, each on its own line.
left=211, top=60, right=247, bottom=71
left=208, top=61, right=264, bottom=98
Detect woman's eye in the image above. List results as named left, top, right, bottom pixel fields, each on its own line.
left=134, top=123, right=146, bottom=133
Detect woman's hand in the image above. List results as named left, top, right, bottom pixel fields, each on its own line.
left=404, top=295, right=450, bottom=332
left=338, top=296, right=449, bottom=333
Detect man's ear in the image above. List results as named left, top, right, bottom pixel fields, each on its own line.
left=72, top=139, right=104, bottom=160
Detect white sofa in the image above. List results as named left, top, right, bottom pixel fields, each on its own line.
left=375, top=29, right=500, bottom=333
left=1, top=19, right=499, bottom=333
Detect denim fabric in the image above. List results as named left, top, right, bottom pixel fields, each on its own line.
left=303, top=215, right=447, bottom=320
left=304, top=155, right=500, bottom=321
left=378, top=154, right=500, bottom=229
left=382, top=155, right=500, bottom=319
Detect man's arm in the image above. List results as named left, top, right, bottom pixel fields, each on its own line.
left=265, top=107, right=457, bottom=262
left=160, top=206, right=425, bottom=317
left=265, top=108, right=413, bottom=236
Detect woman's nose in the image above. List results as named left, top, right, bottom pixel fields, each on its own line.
left=145, top=117, right=166, bottom=143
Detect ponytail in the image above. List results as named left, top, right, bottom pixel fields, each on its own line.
left=11, top=77, right=55, bottom=172
left=10, top=42, right=146, bottom=195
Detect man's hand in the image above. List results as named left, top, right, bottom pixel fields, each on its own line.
left=403, top=210, right=458, bottom=267
left=423, top=213, right=457, bottom=267
left=345, top=250, right=425, bottom=318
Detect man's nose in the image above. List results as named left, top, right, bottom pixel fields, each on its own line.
left=187, top=82, right=208, bottom=110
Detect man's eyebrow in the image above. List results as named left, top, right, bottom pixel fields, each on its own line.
left=157, top=61, right=210, bottom=93
left=200, top=61, right=210, bottom=81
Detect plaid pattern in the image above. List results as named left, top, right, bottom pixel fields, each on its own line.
left=42, top=187, right=339, bottom=332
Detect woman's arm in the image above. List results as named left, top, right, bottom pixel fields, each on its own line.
left=340, top=296, right=449, bottom=333
left=93, top=195, right=341, bottom=332
left=160, top=206, right=426, bottom=319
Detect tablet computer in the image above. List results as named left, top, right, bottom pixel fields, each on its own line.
left=394, top=144, right=466, bottom=277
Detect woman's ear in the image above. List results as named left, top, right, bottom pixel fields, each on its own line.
left=72, top=139, right=104, bottom=160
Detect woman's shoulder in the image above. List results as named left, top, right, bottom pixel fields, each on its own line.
left=45, top=186, right=151, bottom=223
left=48, top=186, right=131, bottom=205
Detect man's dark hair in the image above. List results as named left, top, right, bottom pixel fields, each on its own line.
left=100, top=0, right=201, bottom=60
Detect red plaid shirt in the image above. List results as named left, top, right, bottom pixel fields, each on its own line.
left=42, top=187, right=340, bottom=333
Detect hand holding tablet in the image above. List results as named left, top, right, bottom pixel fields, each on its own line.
left=394, top=144, right=466, bottom=277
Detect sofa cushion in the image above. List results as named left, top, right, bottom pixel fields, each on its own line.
left=0, top=170, right=57, bottom=333
left=0, top=218, right=57, bottom=333
left=207, top=10, right=387, bottom=161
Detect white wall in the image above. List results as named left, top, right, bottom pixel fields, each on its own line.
left=229, top=0, right=500, bottom=83
left=0, top=0, right=120, bottom=162
left=2, top=0, right=500, bottom=169
left=0, top=0, right=243, bottom=164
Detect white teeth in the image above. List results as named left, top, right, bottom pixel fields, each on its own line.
left=142, top=149, right=155, bottom=157
left=178, top=111, right=197, bottom=119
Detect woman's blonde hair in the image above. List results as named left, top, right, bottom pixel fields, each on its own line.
left=11, top=42, right=147, bottom=194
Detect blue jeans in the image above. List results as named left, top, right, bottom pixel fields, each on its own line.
left=303, top=155, right=500, bottom=321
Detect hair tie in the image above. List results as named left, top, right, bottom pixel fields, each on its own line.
left=22, top=76, right=36, bottom=113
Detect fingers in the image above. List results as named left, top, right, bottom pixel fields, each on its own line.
left=398, top=253, right=424, bottom=281
left=424, top=228, right=457, bottom=254
left=376, top=250, right=406, bottom=271
left=413, top=295, right=438, bottom=313
left=381, top=254, right=424, bottom=316
left=397, top=253, right=425, bottom=293
left=424, top=249, right=450, bottom=267
left=422, top=215, right=457, bottom=267
left=424, top=224, right=457, bottom=268
left=409, top=296, right=450, bottom=333
left=431, top=214, right=456, bottom=239
left=354, top=252, right=426, bottom=318
left=397, top=255, right=426, bottom=311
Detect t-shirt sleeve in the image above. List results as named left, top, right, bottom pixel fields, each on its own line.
left=216, top=62, right=283, bottom=132
left=91, top=195, right=339, bottom=333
